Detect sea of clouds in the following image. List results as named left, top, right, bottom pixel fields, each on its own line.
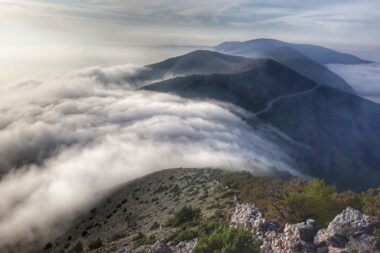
left=328, top=63, right=380, bottom=104
left=0, top=64, right=296, bottom=251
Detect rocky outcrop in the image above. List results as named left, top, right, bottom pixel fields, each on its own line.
left=231, top=205, right=380, bottom=253
left=261, top=220, right=318, bottom=253
left=146, top=239, right=197, bottom=253
left=325, top=207, right=378, bottom=237
left=230, top=203, right=280, bottom=240
left=172, top=238, right=198, bottom=253
left=313, top=207, right=380, bottom=252
left=144, top=206, right=379, bottom=253
left=147, top=240, right=172, bottom=253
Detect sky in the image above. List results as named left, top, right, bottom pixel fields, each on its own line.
left=1, top=0, right=380, bottom=83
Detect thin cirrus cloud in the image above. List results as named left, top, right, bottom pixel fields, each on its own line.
left=1, top=0, right=379, bottom=47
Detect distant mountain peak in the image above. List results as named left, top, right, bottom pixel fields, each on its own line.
left=215, top=38, right=372, bottom=65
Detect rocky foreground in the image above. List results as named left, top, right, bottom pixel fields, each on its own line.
left=39, top=169, right=380, bottom=253
left=143, top=204, right=379, bottom=253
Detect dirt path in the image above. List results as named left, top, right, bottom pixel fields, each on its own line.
left=255, top=85, right=321, bottom=116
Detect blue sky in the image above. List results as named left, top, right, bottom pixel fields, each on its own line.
left=1, top=0, right=380, bottom=82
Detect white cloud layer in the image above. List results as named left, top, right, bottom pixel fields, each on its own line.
left=0, top=64, right=295, bottom=251
left=328, top=63, right=380, bottom=104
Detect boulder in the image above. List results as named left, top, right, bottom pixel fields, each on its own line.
left=261, top=221, right=317, bottom=253
left=172, top=238, right=198, bottom=253
left=230, top=204, right=380, bottom=253
left=230, top=203, right=280, bottom=240
left=147, top=240, right=172, bottom=253
left=327, top=207, right=378, bottom=237
left=116, top=249, right=130, bottom=253
left=326, top=246, right=350, bottom=253
left=314, top=229, right=347, bottom=248
left=314, top=207, right=379, bottom=251
left=286, top=219, right=317, bottom=242
left=347, top=233, right=380, bottom=252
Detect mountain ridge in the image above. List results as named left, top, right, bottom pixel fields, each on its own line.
left=215, top=38, right=372, bottom=65
left=143, top=66, right=380, bottom=191
left=214, top=39, right=370, bottom=93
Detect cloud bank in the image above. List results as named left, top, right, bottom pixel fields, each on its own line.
left=0, top=64, right=296, bottom=251
left=328, top=63, right=380, bottom=104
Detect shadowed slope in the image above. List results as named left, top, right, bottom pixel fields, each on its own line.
left=126, top=50, right=289, bottom=85
left=144, top=59, right=317, bottom=113
left=215, top=39, right=362, bottom=93
left=216, top=38, right=371, bottom=65
left=144, top=65, right=380, bottom=191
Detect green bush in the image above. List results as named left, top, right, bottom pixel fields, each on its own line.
left=133, top=232, right=145, bottom=241
left=88, top=238, right=102, bottom=250
left=167, top=228, right=199, bottom=245
left=217, top=171, right=305, bottom=225
left=150, top=221, right=160, bottom=230
left=283, top=179, right=341, bottom=226
left=217, top=171, right=380, bottom=230
left=133, top=232, right=156, bottom=247
left=193, top=223, right=259, bottom=253
left=361, top=188, right=380, bottom=218
left=166, top=206, right=201, bottom=227
left=68, top=241, right=83, bottom=253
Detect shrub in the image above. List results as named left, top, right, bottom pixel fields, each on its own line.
left=336, top=190, right=363, bottom=210
left=283, top=179, right=341, bottom=226
left=167, top=228, right=198, bottom=245
left=166, top=206, right=201, bottom=227
left=132, top=232, right=156, bottom=246
left=88, top=238, right=103, bottom=250
left=217, top=171, right=305, bottom=224
left=150, top=221, right=160, bottom=230
left=111, top=231, right=128, bottom=241
left=133, top=232, right=145, bottom=241
left=170, top=184, right=181, bottom=194
left=193, top=223, right=259, bottom=253
left=68, top=242, right=83, bottom=253
left=361, top=188, right=380, bottom=218
left=44, top=242, right=53, bottom=250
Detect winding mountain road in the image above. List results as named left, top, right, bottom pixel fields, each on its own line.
left=254, top=84, right=321, bottom=117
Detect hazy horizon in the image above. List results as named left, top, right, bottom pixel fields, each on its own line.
left=1, top=0, right=380, bottom=84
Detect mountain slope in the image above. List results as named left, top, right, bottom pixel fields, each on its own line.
left=143, top=68, right=380, bottom=191
left=215, top=38, right=371, bottom=65
left=40, top=168, right=380, bottom=253
left=126, top=50, right=268, bottom=85
left=258, top=86, right=380, bottom=190
left=214, top=39, right=359, bottom=93
left=144, top=59, right=317, bottom=113
left=40, top=169, right=235, bottom=253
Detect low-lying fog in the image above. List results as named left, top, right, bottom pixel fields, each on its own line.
left=328, top=63, right=380, bottom=104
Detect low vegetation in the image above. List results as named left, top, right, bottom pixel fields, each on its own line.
left=193, top=222, right=260, bottom=253
left=45, top=169, right=380, bottom=252
left=217, top=171, right=380, bottom=227
left=133, top=232, right=156, bottom=247
left=166, top=206, right=201, bottom=227
left=88, top=238, right=102, bottom=250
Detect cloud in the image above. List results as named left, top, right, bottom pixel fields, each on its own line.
left=327, top=63, right=380, bottom=104
left=0, top=64, right=296, bottom=251
left=1, top=0, right=380, bottom=84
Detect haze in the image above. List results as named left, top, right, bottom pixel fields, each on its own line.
left=1, top=0, right=380, bottom=84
